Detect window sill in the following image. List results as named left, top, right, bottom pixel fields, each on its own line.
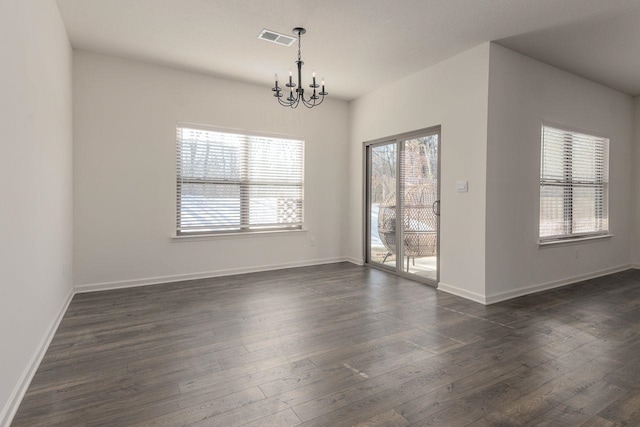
left=171, top=228, right=308, bottom=242
left=538, top=233, right=613, bottom=248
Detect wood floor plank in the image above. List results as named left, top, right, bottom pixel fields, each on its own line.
left=295, top=368, right=457, bottom=426
left=466, top=411, right=523, bottom=427
left=239, top=408, right=302, bottom=427
left=579, top=415, right=618, bottom=427
left=499, top=358, right=622, bottom=425
left=394, top=362, right=532, bottom=425
left=596, top=389, right=640, bottom=426
left=11, top=263, right=640, bottom=426
left=353, top=409, right=410, bottom=427
left=128, top=387, right=266, bottom=427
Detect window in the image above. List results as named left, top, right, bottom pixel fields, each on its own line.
left=176, top=124, right=304, bottom=235
left=539, top=125, right=609, bottom=242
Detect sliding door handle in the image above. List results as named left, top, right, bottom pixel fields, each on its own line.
left=432, top=200, right=440, bottom=216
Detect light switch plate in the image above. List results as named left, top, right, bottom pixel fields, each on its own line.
left=456, top=180, right=468, bottom=192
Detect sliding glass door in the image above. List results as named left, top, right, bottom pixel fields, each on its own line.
left=365, top=127, right=440, bottom=284
left=367, top=141, right=399, bottom=270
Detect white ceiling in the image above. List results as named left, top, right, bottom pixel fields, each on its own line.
left=55, top=0, right=640, bottom=100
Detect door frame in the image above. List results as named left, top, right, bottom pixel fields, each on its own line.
left=363, top=126, right=441, bottom=286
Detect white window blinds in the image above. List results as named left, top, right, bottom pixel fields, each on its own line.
left=539, top=125, right=609, bottom=241
left=176, top=125, right=304, bottom=235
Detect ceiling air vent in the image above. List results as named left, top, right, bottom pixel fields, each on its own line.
left=258, top=29, right=296, bottom=46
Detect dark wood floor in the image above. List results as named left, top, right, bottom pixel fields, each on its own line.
left=12, top=263, right=640, bottom=426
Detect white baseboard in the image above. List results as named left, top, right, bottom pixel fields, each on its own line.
left=1, top=289, right=74, bottom=427
left=438, top=264, right=635, bottom=306
left=75, top=257, right=352, bottom=293
left=437, top=282, right=487, bottom=304
left=484, top=264, right=633, bottom=305
left=346, top=257, right=364, bottom=266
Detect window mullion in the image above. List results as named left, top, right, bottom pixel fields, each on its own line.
left=240, top=140, right=250, bottom=231
left=563, top=133, right=573, bottom=236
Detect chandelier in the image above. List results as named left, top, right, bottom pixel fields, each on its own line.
left=272, top=27, right=327, bottom=108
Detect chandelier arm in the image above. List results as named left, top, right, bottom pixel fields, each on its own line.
left=302, top=92, right=326, bottom=108
left=277, top=97, right=293, bottom=107
left=307, top=96, right=324, bottom=108
left=300, top=92, right=317, bottom=108
left=285, top=92, right=301, bottom=108
left=302, top=99, right=316, bottom=108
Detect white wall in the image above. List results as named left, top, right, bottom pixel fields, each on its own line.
left=348, top=43, right=491, bottom=301
left=0, top=0, right=73, bottom=424
left=73, top=51, right=350, bottom=289
left=485, top=44, right=635, bottom=302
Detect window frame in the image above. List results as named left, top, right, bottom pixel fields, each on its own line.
left=175, top=123, right=305, bottom=237
left=538, top=123, right=610, bottom=243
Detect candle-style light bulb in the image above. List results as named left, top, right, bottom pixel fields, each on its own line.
left=275, top=74, right=278, bottom=82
